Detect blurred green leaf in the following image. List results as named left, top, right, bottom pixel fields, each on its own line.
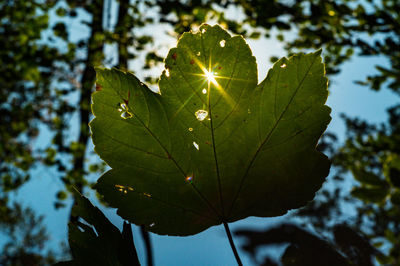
left=351, top=187, right=388, bottom=203
left=351, top=168, right=387, bottom=187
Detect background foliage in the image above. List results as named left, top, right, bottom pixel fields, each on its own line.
left=1, top=0, right=399, bottom=264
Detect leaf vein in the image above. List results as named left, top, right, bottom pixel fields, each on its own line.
left=228, top=55, right=319, bottom=217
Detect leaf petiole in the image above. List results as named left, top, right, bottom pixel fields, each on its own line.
left=223, top=222, right=243, bottom=266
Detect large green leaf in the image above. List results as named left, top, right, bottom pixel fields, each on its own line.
left=90, top=24, right=331, bottom=236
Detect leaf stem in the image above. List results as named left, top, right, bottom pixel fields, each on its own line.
left=140, top=226, right=153, bottom=266
left=223, top=222, right=243, bottom=266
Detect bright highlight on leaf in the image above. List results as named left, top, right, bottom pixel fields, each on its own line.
left=195, top=109, right=208, bottom=121
left=204, top=69, right=217, bottom=84
left=90, top=24, right=331, bottom=236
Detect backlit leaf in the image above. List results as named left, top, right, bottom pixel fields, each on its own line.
left=55, top=193, right=140, bottom=265
left=90, top=24, right=331, bottom=236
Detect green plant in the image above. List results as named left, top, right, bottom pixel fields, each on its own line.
left=61, top=24, right=331, bottom=265
left=55, top=192, right=140, bottom=266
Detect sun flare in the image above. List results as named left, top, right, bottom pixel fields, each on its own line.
left=204, top=69, right=217, bottom=85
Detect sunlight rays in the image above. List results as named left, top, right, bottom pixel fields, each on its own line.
left=165, top=50, right=253, bottom=120
left=189, top=55, right=236, bottom=108
left=204, top=69, right=218, bottom=85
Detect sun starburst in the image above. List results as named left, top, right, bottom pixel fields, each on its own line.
left=204, top=69, right=217, bottom=85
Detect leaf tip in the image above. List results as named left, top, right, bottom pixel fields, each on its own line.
left=314, top=48, right=323, bottom=56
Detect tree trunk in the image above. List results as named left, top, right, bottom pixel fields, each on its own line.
left=115, top=0, right=130, bottom=69
left=70, top=0, right=105, bottom=222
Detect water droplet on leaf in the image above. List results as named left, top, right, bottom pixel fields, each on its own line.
left=196, top=51, right=201, bottom=56
left=193, top=141, right=199, bottom=150
left=121, top=111, right=133, bottom=119
left=195, top=110, right=208, bottom=121
left=202, top=88, right=207, bottom=94
left=188, top=127, right=193, bottom=131
left=186, top=175, right=193, bottom=182
left=280, top=63, right=287, bottom=68
left=165, top=68, right=170, bottom=77
left=119, top=103, right=128, bottom=110
left=220, top=40, right=226, bottom=47
left=118, top=103, right=133, bottom=119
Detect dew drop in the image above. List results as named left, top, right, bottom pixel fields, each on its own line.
left=219, top=40, right=226, bottom=47
left=196, top=51, right=201, bottom=56
left=280, top=63, right=287, bottom=68
left=186, top=175, right=193, bottom=182
left=121, top=111, right=133, bottom=119
left=193, top=141, right=199, bottom=150
left=149, top=222, right=155, bottom=227
left=201, top=28, right=206, bottom=33
left=119, top=103, right=128, bottom=110
left=188, top=127, right=193, bottom=132
left=195, top=110, right=208, bottom=121
left=202, top=88, right=207, bottom=94
left=165, top=68, right=170, bottom=77
left=117, top=103, right=133, bottom=119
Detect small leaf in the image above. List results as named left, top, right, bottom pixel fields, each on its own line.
left=56, top=190, right=68, bottom=200
left=90, top=24, right=331, bottom=236
left=56, top=193, right=140, bottom=265
left=373, top=241, right=384, bottom=248
left=249, top=31, right=261, bottom=39
left=391, top=190, right=400, bottom=205
left=383, top=154, right=400, bottom=188
left=351, top=167, right=387, bottom=187
left=351, top=187, right=388, bottom=203
left=389, top=167, right=400, bottom=187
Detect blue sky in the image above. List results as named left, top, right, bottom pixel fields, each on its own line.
left=5, top=3, right=399, bottom=265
